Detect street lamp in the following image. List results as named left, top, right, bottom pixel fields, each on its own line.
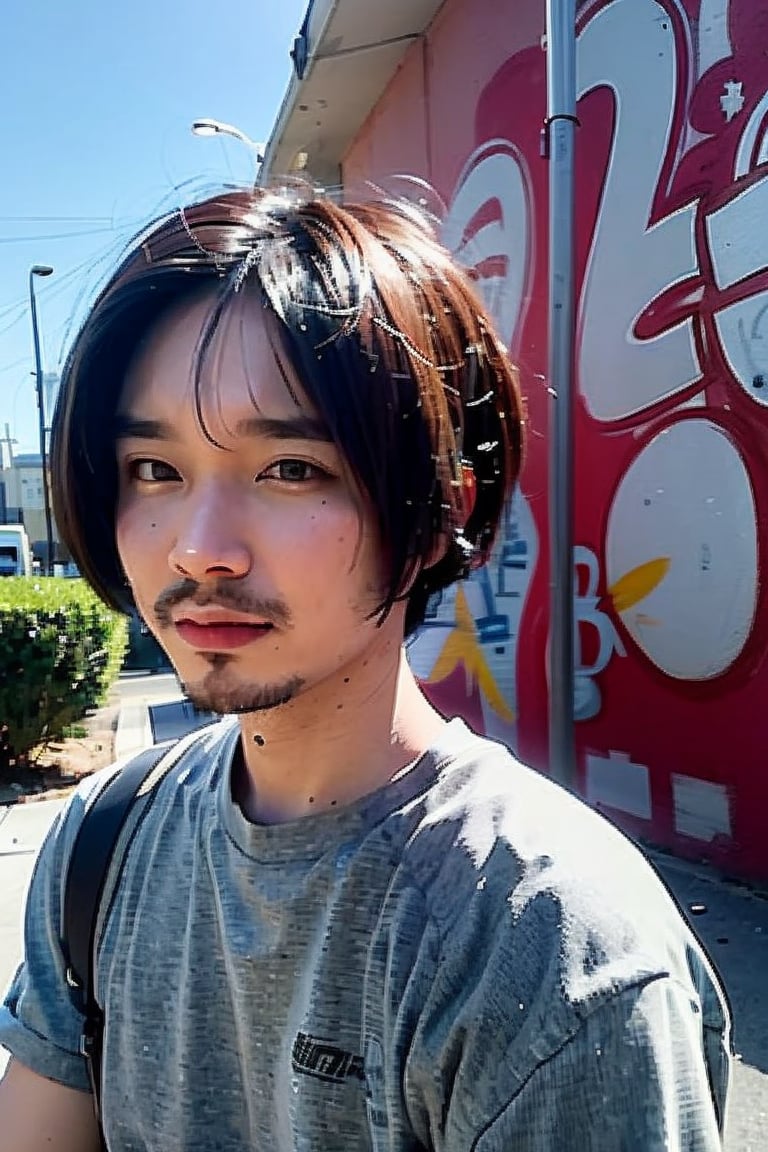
left=29, top=264, right=55, bottom=576
left=191, top=118, right=264, bottom=177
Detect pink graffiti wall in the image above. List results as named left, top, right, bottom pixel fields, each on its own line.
left=344, top=0, right=768, bottom=881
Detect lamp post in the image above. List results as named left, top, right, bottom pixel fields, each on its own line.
left=29, top=264, right=55, bottom=576
left=545, top=0, right=578, bottom=789
left=191, top=119, right=264, bottom=180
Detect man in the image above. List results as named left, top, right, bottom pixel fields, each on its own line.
left=0, top=189, right=730, bottom=1150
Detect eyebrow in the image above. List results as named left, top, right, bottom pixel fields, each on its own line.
left=235, top=415, right=333, bottom=442
left=113, top=414, right=333, bottom=443
left=113, top=417, right=172, bottom=440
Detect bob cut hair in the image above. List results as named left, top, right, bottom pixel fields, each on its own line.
left=51, top=187, right=523, bottom=636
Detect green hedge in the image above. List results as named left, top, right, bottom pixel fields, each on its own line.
left=0, top=578, right=129, bottom=763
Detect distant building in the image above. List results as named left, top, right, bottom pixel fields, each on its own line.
left=0, top=453, right=61, bottom=568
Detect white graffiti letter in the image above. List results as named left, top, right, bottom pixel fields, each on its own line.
left=578, top=0, right=702, bottom=421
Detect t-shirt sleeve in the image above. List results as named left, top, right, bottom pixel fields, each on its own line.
left=0, top=778, right=111, bottom=1091
left=470, top=976, right=730, bottom=1152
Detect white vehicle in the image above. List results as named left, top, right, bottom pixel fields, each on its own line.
left=0, top=524, right=34, bottom=577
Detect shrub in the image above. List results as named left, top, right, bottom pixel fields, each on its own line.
left=0, top=578, right=128, bottom=764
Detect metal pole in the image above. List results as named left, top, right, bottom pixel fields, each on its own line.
left=545, top=0, right=578, bottom=789
left=29, top=268, right=55, bottom=576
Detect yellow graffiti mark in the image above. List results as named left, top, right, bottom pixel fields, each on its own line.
left=608, top=557, right=670, bottom=614
left=427, top=586, right=515, bottom=723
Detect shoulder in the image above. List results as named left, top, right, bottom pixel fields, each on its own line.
left=376, top=725, right=729, bottom=1131
left=397, top=723, right=718, bottom=1019
left=42, top=717, right=238, bottom=883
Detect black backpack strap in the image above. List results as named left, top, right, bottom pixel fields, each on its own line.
left=62, top=741, right=175, bottom=998
left=61, top=739, right=176, bottom=1131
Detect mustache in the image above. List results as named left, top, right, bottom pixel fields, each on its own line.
left=153, top=578, right=292, bottom=629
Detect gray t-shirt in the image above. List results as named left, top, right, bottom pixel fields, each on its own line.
left=1, top=718, right=730, bottom=1150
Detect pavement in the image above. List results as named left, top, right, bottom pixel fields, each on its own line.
left=112, top=669, right=213, bottom=760
left=0, top=673, right=766, bottom=1147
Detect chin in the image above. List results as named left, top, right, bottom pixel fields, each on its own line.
left=181, top=666, right=306, bottom=716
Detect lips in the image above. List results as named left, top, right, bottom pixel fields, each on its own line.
left=173, top=619, right=274, bottom=651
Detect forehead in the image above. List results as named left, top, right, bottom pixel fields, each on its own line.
left=120, top=287, right=312, bottom=423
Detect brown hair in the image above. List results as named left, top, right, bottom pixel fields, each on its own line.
left=51, top=188, right=523, bottom=635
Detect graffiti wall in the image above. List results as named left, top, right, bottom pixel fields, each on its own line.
left=344, top=0, right=768, bottom=881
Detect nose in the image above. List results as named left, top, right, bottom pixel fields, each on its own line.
left=168, top=485, right=252, bottom=581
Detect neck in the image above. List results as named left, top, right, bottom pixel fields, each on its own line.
left=233, top=648, right=446, bottom=824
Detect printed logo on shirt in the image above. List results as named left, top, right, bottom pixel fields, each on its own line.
left=291, top=1031, right=365, bottom=1084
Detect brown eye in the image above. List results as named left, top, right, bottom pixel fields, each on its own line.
left=130, top=459, right=180, bottom=482
left=263, top=460, right=325, bottom=483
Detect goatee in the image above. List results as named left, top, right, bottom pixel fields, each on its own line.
left=180, top=665, right=305, bottom=716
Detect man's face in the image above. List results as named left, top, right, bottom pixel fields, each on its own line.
left=115, top=289, right=405, bottom=715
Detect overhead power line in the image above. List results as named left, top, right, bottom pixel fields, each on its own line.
left=0, top=247, right=116, bottom=343
left=0, top=226, right=118, bottom=245
left=0, top=215, right=119, bottom=224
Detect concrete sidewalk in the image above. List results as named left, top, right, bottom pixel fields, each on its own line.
left=112, top=670, right=188, bottom=759
left=0, top=800, right=66, bottom=1078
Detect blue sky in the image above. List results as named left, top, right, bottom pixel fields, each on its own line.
left=0, top=0, right=307, bottom=454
